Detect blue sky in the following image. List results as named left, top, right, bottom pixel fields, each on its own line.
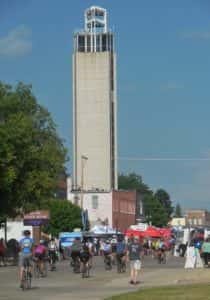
left=1, top=0, right=210, bottom=210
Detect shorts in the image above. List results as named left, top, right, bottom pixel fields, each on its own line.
left=130, top=259, right=141, bottom=270
left=34, top=252, right=45, bottom=260
left=19, top=254, right=33, bottom=267
left=80, top=254, right=90, bottom=263
left=71, top=251, right=80, bottom=260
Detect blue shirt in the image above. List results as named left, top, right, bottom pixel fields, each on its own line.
left=19, top=237, right=34, bottom=254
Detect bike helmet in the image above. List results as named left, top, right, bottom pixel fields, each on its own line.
left=23, top=230, right=31, bottom=236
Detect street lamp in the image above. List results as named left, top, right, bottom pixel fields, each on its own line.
left=80, top=155, right=88, bottom=211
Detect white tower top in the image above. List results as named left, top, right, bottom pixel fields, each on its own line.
left=84, top=6, right=107, bottom=33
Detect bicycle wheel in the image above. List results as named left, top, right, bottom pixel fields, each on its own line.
left=26, top=270, right=31, bottom=289
left=42, top=261, right=48, bottom=277
left=34, top=263, right=40, bottom=278
left=81, top=263, right=86, bottom=278
left=122, top=261, right=126, bottom=273
left=22, top=270, right=27, bottom=291
left=87, top=264, right=90, bottom=277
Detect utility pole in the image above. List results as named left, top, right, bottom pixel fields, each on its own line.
left=80, top=155, right=88, bottom=211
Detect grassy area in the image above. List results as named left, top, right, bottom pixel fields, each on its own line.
left=106, top=284, right=210, bottom=300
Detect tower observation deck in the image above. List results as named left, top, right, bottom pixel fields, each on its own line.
left=74, top=6, right=114, bottom=53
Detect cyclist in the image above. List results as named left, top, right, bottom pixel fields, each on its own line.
left=111, top=236, right=117, bottom=264
left=71, top=237, right=82, bottom=272
left=34, top=240, right=48, bottom=276
left=103, top=240, right=112, bottom=269
left=80, top=243, right=91, bottom=275
left=86, top=238, right=94, bottom=267
left=157, top=239, right=166, bottom=263
left=19, top=230, right=34, bottom=288
left=48, top=237, right=58, bottom=270
left=116, top=237, right=127, bottom=272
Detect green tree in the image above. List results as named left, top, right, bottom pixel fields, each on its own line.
left=0, top=82, right=67, bottom=217
left=118, top=172, right=152, bottom=194
left=43, top=200, right=82, bottom=237
left=154, top=189, right=174, bottom=218
left=174, top=203, right=182, bottom=217
left=143, top=194, right=168, bottom=227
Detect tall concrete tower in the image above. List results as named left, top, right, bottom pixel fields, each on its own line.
left=73, top=6, right=118, bottom=191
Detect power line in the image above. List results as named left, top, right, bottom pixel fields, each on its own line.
left=118, top=156, right=210, bottom=161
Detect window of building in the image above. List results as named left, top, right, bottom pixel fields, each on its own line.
left=78, top=35, right=85, bottom=52
left=102, top=34, right=107, bottom=51
left=74, top=195, right=79, bottom=206
left=188, top=219, right=192, bottom=225
left=92, top=195, right=99, bottom=209
left=193, top=219, right=197, bottom=225
left=87, top=35, right=91, bottom=52
left=198, top=218, right=202, bottom=225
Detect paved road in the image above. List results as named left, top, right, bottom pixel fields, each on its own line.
left=0, top=255, right=187, bottom=300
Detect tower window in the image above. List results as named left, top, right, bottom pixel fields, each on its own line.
left=92, top=195, right=99, bottom=209
left=78, top=36, right=85, bottom=51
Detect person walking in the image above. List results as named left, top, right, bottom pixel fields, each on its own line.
left=127, top=236, right=142, bottom=285
left=184, top=242, right=196, bottom=269
left=201, top=237, right=210, bottom=267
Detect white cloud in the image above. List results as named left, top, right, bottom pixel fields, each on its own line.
left=180, top=31, right=210, bottom=40
left=0, top=25, right=32, bottom=58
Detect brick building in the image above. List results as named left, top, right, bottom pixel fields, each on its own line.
left=185, top=210, right=210, bottom=227
left=112, top=190, right=136, bottom=232
left=68, top=190, right=137, bottom=232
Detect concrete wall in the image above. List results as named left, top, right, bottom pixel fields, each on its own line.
left=171, top=218, right=186, bottom=227
left=69, top=192, right=113, bottom=227
left=73, top=51, right=117, bottom=191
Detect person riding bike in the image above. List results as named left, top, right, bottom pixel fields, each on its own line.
left=48, top=238, right=58, bottom=270
left=116, top=237, right=127, bottom=271
left=85, top=238, right=94, bottom=267
left=34, top=240, right=48, bottom=276
left=111, top=236, right=117, bottom=264
left=103, top=240, right=112, bottom=269
left=71, top=237, right=82, bottom=272
left=19, top=230, right=34, bottom=288
left=157, top=239, right=166, bottom=263
left=80, top=243, right=91, bottom=275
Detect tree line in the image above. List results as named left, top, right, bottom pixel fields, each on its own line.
left=119, top=173, right=182, bottom=227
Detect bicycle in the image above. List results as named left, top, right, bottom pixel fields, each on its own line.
left=49, top=251, right=56, bottom=271
left=104, top=253, right=112, bottom=270
left=21, top=257, right=32, bottom=291
left=157, top=249, right=166, bottom=264
left=72, top=256, right=80, bottom=273
left=81, top=260, right=90, bottom=278
left=116, top=254, right=126, bottom=273
left=33, top=256, right=48, bottom=278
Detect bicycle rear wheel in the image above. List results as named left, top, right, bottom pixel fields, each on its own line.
left=34, top=263, right=41, bottom=278
left=26, top=271, right=31, bottom=289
